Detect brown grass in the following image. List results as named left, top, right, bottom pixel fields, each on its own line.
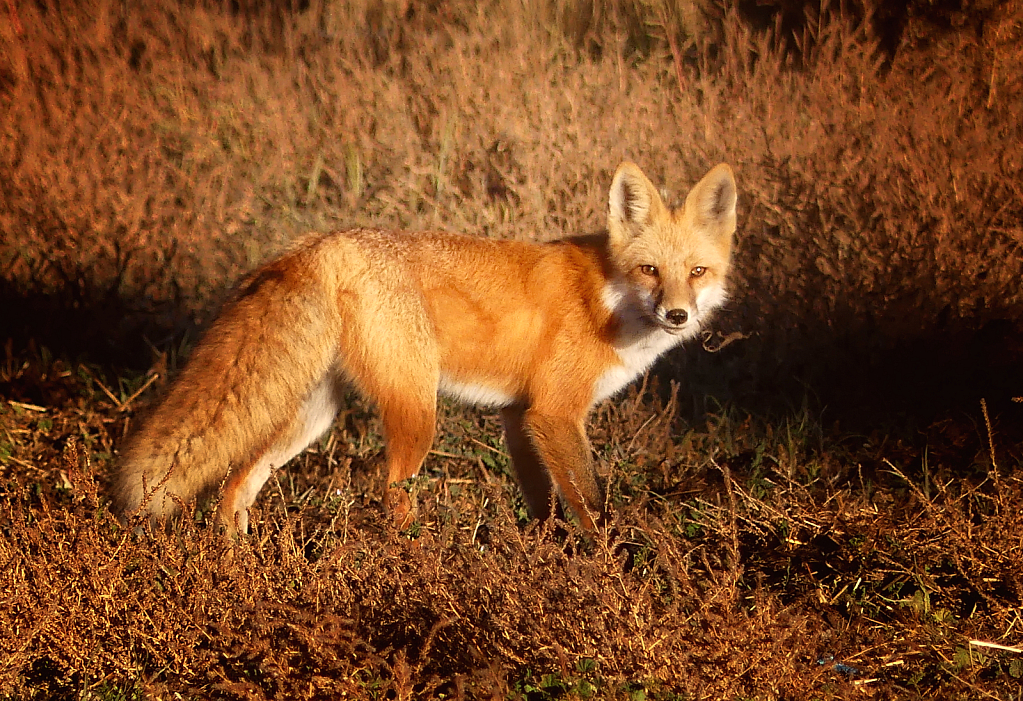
left=3, top=0, right=1022, bottom=404
left=2, top=351, right=1022, bottom=698
left=2, top=0, right=1023, bottom=698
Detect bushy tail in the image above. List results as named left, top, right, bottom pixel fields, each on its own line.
left=114, top=257, right=341, bottom=523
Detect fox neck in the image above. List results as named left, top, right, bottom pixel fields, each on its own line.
left=599, top=280, right=661, bottom=346
left=590, top=278, right=687, bottom=404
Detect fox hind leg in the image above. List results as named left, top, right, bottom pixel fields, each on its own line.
left=378, top=394, right=437, bottom=528
left=218, top=371, right=343, bottom=534
left=333, top=298, right=440, bottom=528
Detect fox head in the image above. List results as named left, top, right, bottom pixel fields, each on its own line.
left=606, top=161, right=737, bottom=340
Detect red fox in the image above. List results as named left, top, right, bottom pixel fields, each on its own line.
left=115, top=162, right=737, bottom=534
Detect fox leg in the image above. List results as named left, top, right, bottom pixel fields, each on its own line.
left=377, top=396, right=437, bottom=528
left=344, top=326, right=439, bottom=528
left=218, top=371, right=342, bottom=534
left=501, top=405, right=557, bottom=521
left=520, top=409, right=605, bottom=531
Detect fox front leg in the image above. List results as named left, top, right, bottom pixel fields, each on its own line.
left=516, top=408, right=605, bottom=531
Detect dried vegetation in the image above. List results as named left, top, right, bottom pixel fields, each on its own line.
left=1, top=0, right=1023, bottom=698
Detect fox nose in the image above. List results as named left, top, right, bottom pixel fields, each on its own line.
left=665, top=308, right=688, bottom=326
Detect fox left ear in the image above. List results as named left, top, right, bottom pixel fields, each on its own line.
left=684, top=163, right=737, bottom=238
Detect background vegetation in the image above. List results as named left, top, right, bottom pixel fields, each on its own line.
left=1, top=0, right=1022, bottom=698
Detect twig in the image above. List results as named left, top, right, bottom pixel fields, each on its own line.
left=969, top=639, right=1022, bottom=654
left=625, top=413, right=658, bottom=455
left=79, top=366, right=124, bottom=410
left=428, top=448, right=464, bottom=459
left=659, top=4, right=687, bottom=98
left=118, top=372, right=160, bottom=412
left=468, top=437, right=509, bottom=460
left=713, top=458, right=742, bottom=586
left=2, top=454, right=35, bottom=469
left=980, top=398, right=998, bottom=475
left=8, top=400, right=46, bottom=412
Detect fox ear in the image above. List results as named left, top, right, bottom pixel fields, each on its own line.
left=684, top=163, right=737, bottom=238
left=608, top=162, right=667, bottom=244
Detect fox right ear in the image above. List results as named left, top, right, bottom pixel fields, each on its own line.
left=608, top=162, right=666, bottom=244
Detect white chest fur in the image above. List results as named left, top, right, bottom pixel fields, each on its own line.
left=592, top=328, right=682, bottom=403
left=592, top=282, right=684, bottom=404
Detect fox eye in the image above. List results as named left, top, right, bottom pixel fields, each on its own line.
left=639, top=265, right=658, bottom=277
left=691, top=266, right=707, bottom=277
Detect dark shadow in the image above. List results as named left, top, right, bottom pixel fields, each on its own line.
left=674, top=301, right=1023, bottom=440
left=0, top=280, right=198, bottom=374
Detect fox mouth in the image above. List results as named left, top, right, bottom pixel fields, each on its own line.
left=659, top=322, right=694, bottom=336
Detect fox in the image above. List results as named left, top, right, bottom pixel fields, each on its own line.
left=114, top=161, right=737, bottom=535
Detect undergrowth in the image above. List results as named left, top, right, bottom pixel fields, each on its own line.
left=2, top=350, right=1022, bottom=699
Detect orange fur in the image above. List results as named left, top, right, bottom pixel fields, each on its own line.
left=114, top=162, right=738, bottom=533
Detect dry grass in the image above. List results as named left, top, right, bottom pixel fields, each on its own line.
left=3, top=0, right=1021, bottom=404
left=1, top=351, right=1022, bottom=699
left=2, top=0, right=1023, bottom=698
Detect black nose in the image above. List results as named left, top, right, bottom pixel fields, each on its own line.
left=665, top=309, right=688, bottom=325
